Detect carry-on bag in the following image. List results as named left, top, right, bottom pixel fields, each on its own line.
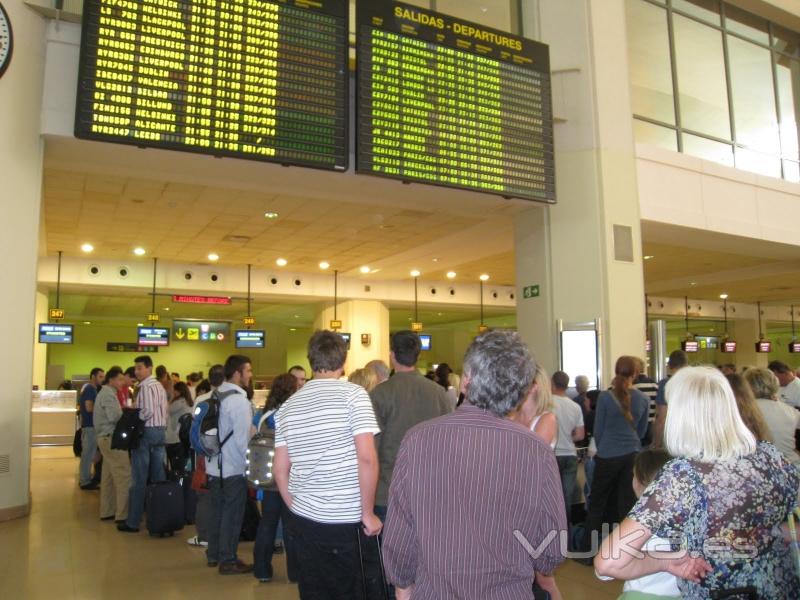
left=357, top=526, right=389, bottom=600
left=145, top=480, right=185, bottom=537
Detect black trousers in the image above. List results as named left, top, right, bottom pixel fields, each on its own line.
left=253, top=490, right=298, bottom=581
left=580, top=452, right=638, bottom=554
left=288, top=512, right=385, bottom=600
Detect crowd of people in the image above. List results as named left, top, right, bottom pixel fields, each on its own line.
left=73, top=332, right=800, bottom=599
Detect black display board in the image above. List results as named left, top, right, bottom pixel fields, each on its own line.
left=356, top=0, right=555, bottom=202
left=76, top=0, right=349, bottom=171
left=39, top=324, right=74, bottom=344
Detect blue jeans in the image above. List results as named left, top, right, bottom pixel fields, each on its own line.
left=206, top=475, right=247, bottom=565
left=556, top=455, right=578, bottom=525
left=79, top=426, right=97, bottom=486
left=126, top=426, right=166, bottom=528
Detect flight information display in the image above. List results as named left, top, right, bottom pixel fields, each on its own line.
left=76, top=0, right=349, bottom=170
left=356, top=1, right=555, bottom=202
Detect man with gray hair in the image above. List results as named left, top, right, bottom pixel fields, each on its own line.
left=383, top=330, right=566, bottom=599
left=365, top=359, right=390, bottom=385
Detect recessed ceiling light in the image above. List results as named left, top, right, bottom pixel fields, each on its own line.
left=719, top=293, right=729, bottom=300
left=208, top=253, right=219, bottom=262
left=479, top=274, right=490, bottom=281
left=644, top=255, right=654, bottom=260
left=410, top=269, right=421, bottom=277
left=83, top=321, right=91, bottom=325
left=276, top=258, right=288, bottom=267
left=432, top=258, right=439, bottom=263
left=133, top=247, right=146, bottom=256
left=360, top=266, right=371, bottom=274
left=264, top=211, right=279, bottom=220
left=289, top=328, right=297, bottom=332
left=319, top=261, right=330, bottom=270
left=437, top=312, right=443, bottom=316
left=137, top=323, right=144, bottom=327
left=689, top=282, right=697, bottom=286
left=446, top=271, right=457, bottom=279
left=164, top=307, right=170, bottom=312
left=81, top=243, right=94, bottom=253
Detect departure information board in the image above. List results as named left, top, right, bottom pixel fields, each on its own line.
left=76, top=0, right=349, bottom=170
left=356, top=1, right=555, bottom=202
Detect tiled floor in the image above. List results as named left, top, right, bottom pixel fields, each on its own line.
left=0, top=447, right=623, bottom=599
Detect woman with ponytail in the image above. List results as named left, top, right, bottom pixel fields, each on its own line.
left=579, top=356, right=650, bottom=559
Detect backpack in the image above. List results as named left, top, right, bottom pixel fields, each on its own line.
left=177, top=412, right=193, bottom=448
left=246, top=410, right=277, bottom=489
left=190, top=389, right=238, bottom=459
left=111, top=408, right=145, bottom=451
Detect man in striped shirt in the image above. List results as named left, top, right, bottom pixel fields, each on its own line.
left=383, top=330, right=566, bottom=599
left=273, top=330, right=382, bottom=597
left=118, top=354, right=168, bottom=533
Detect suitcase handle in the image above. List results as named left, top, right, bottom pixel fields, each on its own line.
left=357, top=525, right=390, bottom=600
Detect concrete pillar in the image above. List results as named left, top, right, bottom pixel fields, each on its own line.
left=0, top=2, right=46, bottom=518
left=32, top=291, right=49, bottom=390
left=314, top=301, right=391, bottom=374
left=515, top=0, right=646, bottom=384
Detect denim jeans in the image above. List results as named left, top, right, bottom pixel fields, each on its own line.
left=125, top=426, right=166, bottom=528
left=253, top=490, right=298, bottom=581
left=556, top=455, right=578, bottom=525
left=206, top=475, right=247, bottom=565
left=79, top=426, right=97, bottom=486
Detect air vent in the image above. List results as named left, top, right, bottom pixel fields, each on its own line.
left=223, top=235, right=251, bottom=244
left=0, top=454, right=9, bottom=476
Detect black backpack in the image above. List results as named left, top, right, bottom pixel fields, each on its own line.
left=111, top=407, right=145, bottom=451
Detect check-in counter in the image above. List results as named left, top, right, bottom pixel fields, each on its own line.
left=31, top=390, right=77, bottom=447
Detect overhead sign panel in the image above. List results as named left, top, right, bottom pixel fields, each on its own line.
left=39, top=324, right=74, bottom=344
left=172, top=295, right=231, bottom=306
left=76, top=0, right=349, bottom=171
left=235, top=329, right=265, bottom=349
left=356, top=0, right=555, bottom=202
left=173, top=320, right=230, bottom=342
left=138, top=326, right=170, bottom=346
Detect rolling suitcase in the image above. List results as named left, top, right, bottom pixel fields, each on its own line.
left=357, top=527, right=389, bottom=600
left=145, top=480, right=185, bottom=537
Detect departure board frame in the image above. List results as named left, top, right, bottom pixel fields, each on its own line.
left=356, top=0, right=556, bottom=202
left=76, top=0, right=350, bottom=171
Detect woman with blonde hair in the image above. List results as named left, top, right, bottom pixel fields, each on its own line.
left=348, top=367, right=379, bottom=393
left=595, top=366, right=799, bottom=598
left=725, top=373, right=771, bottom=442
left=744, top=367, right=800, bottom=466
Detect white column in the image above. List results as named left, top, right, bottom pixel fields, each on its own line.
left=515, top=0, right=646, bottom=383
left=32, top=291, right=49, bottom=390
left=314, top=301, right=391, bottom=374
left=0, top=2, right=46, bottom=518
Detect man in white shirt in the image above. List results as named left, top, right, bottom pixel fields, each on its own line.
left=273, top=330, right=382, bottom=597
left=769, top=361, right=800, bottom=409
left=205, top=355, right=255, bottom=575
left=551, top=371, right=585, bottom=525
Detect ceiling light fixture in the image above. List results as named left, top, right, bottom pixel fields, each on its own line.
left=164, top=307, right=170, bottom=312
left=410, top=269, right=421, bottom=277
left=208, top=253, right=219, bottom=262
left=446, top=271, right=457, bottom=279
left=276, top=258, right=288, bottom=267
left=319, top=261, right=330, bottom=270
left=360, top=266, right=371, bottom=274
left=133, top=247, right=146, bottom=256
left=264, top=211, right=279, bottom=220
left=137, top=323, right=144, bottom=327
left=83, top=321, right=91, bottom=325
left=644, top=255, right=654, bottom=260
left=719, top=293, right=728, bottom=300
left=81, top=243, right=94, bottom=253
left=479, top=274, right=490, bottom=281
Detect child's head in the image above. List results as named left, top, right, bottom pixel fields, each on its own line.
left=632, top=448, right=672, bottom=497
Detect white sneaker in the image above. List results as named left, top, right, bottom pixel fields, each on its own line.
left=186, top=535, right=208, bottom=547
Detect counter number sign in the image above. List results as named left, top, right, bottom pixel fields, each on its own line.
left=49, top=308, right=65, bottom=320
left=243, top=316, right=256, bottom=327
left=147, top=313, right=160, bottom=322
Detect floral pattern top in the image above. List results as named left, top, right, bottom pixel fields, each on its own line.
left=629, top=442, right=799, bottom=599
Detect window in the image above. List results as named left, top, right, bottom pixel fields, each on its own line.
left=672, top=0, right=720, bottom=26
left=776, top=57, right=800, bottom=160
left=634, top=120, right=678, bottom=151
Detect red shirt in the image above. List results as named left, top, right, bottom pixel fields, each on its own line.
left=116, top=388, right=129, bottom=408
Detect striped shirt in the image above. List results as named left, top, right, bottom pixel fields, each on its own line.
left=275, top=378, right=380, bottom=524
left=383, top=404, right=566, bottom=598
left=135, top=376, right=168, bottom=428
left=634, top=375, right=659, bottom=423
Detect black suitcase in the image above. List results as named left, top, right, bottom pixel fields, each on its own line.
left=145, top=480, right=185, bottom=537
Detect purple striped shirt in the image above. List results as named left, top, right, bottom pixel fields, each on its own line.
left=383, top=404, right=566, bottom=599
left=135, top=376, right=168, bottom=428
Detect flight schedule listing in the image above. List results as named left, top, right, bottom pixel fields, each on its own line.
left=357, top=1, right=555, bottom=202
left=76, top=0, right=349, bottom=170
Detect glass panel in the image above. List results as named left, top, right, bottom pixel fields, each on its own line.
left=672, top=0, right=720, bottom=26
left=626, top=0, right=675, bottom=124
left=776, top=56, right=800, bottom=159
left=683, top=133, right=734, bottom=166
left=436, top=0, right=512, bottom=30
left=772, top=24, right=800, bottom=58
left=674, top=15, right=731, bottom=139
left=735, top=146, right=781, bottom=177
left=783, top=160, right=800, bottom=182
left=728, top=37, right=779, bottom=154
left=633, top=119, right=678, bottom=151
left=723, top=5, right=769, bottom=45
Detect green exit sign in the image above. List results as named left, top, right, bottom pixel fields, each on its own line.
left=523, top=285, right=540, bottom=299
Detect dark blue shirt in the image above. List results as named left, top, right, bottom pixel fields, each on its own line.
left=593, top=389, right=649, bottom=458
left=655, top=377, right=669, bottom=406
left=79, top=384, right=98, bottom=428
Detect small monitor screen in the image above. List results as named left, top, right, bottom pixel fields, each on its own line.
left=419, top=334, right=432, bottom=351
left=721, top=341, right=737, bottom=353
left=39, top=323, right=74, bottom=344
left=789, top=342, right=800, bottom=354
left=755, top=341, right=772, bottom=353
left=138, top=327, right=170, bottom=346
left=681, top=340, right=699, bottom=353
left=339, top=332, right=351, bottom=348
left=235, top=330, right=265, bottom=349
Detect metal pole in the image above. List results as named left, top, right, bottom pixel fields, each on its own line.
left=414, top=276, right=418, bottom=323
left=56, top=250, right=62, bottom=308
left=757, top=301, right=763, bottom=339
left=247, top=264, right=252, bottom=317
left=684, top=296, right=690, bottom=335
left=650, top=320, right=668, bottom=381
left=151, top=258, right=157, bottom=314
left=480, top=280, right=484, bottom=325
left=334, top=270, right=338, bottom=322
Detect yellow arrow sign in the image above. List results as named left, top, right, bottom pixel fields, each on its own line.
left=175, top=328, right=186, bottom=340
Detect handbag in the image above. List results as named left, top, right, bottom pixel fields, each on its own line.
left=72, top=415, right=82, bottom=457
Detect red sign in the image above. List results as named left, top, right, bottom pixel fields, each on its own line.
left=172, top=295, right=231, bottom=305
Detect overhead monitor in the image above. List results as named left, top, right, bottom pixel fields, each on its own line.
left=720, top=341, right=737, bottom=353
left=356, top=0, right=555, bottom=202
left=789, top=342, right=800, bottom=354
left=39, top=324, right=74, bottom=344
left=755, top=341, right=772, bottom=353
left=76, top=0, right=349, bottom=171
left=681, top=340, right=699, bottom=353
left=419, top=334, right=432, bottom=351
left=235, top=330, right=265, bottom=349
left=138, top=326, right=170, bottom=347
left=339, top=332, right=351, bottom=349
